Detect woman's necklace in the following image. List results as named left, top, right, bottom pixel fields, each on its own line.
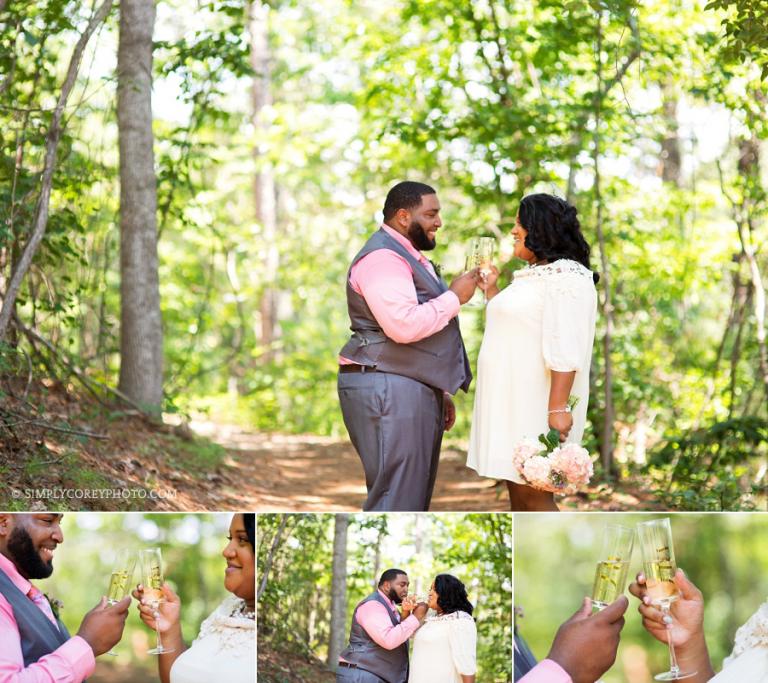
left=230, top=601, right=255, bottom=620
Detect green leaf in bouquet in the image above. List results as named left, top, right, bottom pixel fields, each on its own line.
left=538, top=429, right=561, bottom=452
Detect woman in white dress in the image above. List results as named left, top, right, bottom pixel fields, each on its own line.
left=630, top=568, right=768, bottom=682
left=408, top=574, right=477, bottom=683
left=134, top=513, right=255, bottom=683
left=466, top=193, right=598, bottom=511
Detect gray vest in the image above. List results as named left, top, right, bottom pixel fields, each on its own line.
left=339, top=591, right=409, bottom=683
left=0, top=567, right=77, bottom=672
left=339, top=228, right=472, bottom=394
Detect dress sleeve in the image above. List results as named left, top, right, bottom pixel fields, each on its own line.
left=541, top=272, right=597, bottom=372
left=447, top=615, right=477, bottom=676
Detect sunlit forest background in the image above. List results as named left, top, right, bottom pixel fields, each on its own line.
left=35, top=513, right=234, bottom=682
left=257, top=513, right=512, bottom=682
left=515, top=512, right=768, bottom=683
left=1, top=0, right=767, bottom=510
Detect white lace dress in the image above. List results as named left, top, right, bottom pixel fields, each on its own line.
left=710, top=600, right=768, bottom=682
left=408, top=610, right=477, bottom=683
left=170, top=594, right=255, bottom=683
left=467, top=259, right=597, bottom=482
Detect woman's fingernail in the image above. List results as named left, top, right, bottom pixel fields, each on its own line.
left=643, top=596, right=651, bottom=605
left=663, top=615, right=673, bottom=625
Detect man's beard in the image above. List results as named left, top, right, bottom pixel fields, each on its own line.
left=407, top=219, right=436, bottom=251
left=7, top=526, right=54, bottom=579
left=387, top=587, right=403, bottom=604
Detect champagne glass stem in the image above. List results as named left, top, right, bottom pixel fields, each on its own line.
left=664, top=605, right=681, bottom=677
left=155, top=610, right=164, bottom=652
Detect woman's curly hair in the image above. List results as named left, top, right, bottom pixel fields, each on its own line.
left=434, top=574, right=474, bottom=616
left=518, top=193, right=599, bottom=283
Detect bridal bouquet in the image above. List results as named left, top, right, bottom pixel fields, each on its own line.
left=511, top=430, right=594, bottom=494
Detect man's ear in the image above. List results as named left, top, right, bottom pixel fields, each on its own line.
left=0, top=515, right=13, bottom=539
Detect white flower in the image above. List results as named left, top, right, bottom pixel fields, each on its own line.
left=521, top=455, right=553, bottom=488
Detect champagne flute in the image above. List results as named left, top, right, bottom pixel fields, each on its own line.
left=140, top=548, right=175, bottom=655
left=464, top=236, right=495, bottom=306
left=637, top=518, right=696, bottom=681
left=105, top=549, right=136, bottom=656
left=591, top=525, right=634, bottom=610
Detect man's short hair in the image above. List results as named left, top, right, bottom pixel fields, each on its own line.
left=382, top=181, right=436, bottom=221
left=378, top=568, right=407, bottom=586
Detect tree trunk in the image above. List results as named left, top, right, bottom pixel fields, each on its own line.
left=736, top=136, right=768, bottom=410
left=327, top=514, right=349, bottom=672
left=659, top=81, right=681, bottom=185
left=372, top=523, right=385, bottom=590
left=249, top=0, right=279, bottom=364
left=116, top=0, right=163, bottom=411
left=592, top=9, right=615, bottom=474
left=0, top=0, right=114, bottom=339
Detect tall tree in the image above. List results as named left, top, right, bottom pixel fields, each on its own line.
left=249, top=0, right=279, bottom=364
left=117, top=0, right=163, bottom=410
left=327, top=513, right=349, bottom=672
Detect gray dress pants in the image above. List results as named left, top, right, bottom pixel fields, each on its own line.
left=338, top=370, right=444, bottom=511
left=336, top=665, right=388, bottom=683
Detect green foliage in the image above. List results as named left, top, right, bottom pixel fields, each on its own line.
left=648, top=416, right=768, bottom=510
left=705, top=0, right=768, bottom=79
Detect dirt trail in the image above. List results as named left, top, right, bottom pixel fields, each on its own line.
left=191, top=421, right=510, bottom=511
left=193, top=422, right=655, bottom=511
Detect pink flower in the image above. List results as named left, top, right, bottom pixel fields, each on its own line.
left=549, top=445, right=593, bottom=486
left=511, top=440, right=546, bottom=471
left=521, top=455, right=552, bottom=488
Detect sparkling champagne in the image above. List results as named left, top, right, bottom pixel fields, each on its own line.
left=107, top=570, right=130, bottom=603
left=591, top=558, right=630, bottom=608
left=140, top=547, right=174, bottom=655
left=644, top=557, right=679, bottom=604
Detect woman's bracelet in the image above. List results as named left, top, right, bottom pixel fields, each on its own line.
left=547, top=406, right=571, bottom=415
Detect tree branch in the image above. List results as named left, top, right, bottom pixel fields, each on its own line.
left=257, top=514, right=290, bottom=601
left=0, top=0, right=115, bottom=339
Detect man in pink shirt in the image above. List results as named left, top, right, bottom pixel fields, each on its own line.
left=337, top=568, right=428, bottom=683
left=0, top=513, right=130, bottom=683
left=515, top=596, right=629, bottom=683
left=338, top=180, right=479, bottom=511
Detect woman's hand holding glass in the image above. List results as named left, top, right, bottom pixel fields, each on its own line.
left=629, top=570, right=704, bottom=649
left=133, top=582, right=182, bottom=635
left=629, top=569, right=715, bottom=682
left=476, top=264, right=500, bottom=300
left=401, top=594, right=418, bottom=618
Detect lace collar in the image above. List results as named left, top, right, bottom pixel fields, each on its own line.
left=424, top=609, right=474, bottom=623
left=193, top=594, right=255, bottom=655
left=513, top=259, right=593, bottom=280
left=727, top=600, right=768, bottom=661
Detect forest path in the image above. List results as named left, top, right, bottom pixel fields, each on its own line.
left=192, top=420, right=508, bottom=511
left=193, top=421, right=651, bottom=512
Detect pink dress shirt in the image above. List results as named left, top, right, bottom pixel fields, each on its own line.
left=339, top=223, right=460, bottom=364
left=339, top=589, right=420, bottom=662
left=518, top=659, right=573, bottom=683
left=0, top=553, right=95, bottom=683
